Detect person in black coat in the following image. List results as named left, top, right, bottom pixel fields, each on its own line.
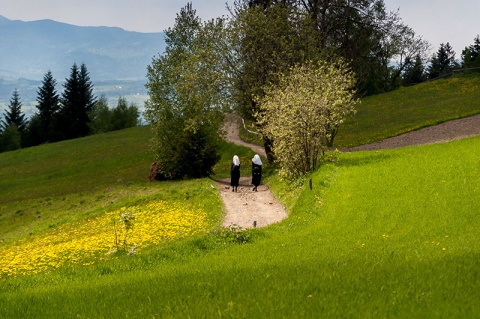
left=230, top=155, right=240, bottom=192
left=251, top=154, right=262, bottom=191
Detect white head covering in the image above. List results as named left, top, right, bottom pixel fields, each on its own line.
left=252, top=154, right=262, bottom=165
left=233, top=155, right=240, bottom=166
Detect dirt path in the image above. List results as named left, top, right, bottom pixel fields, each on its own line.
left=223, top=113, right=266, bottom=158
left=218, top=114, right=287, bottom=229
left=218, top=113, right=480, bottom=228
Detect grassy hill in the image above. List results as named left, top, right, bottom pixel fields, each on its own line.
left=335, top=74, right=480, bottom=147
left=1, top=75, right=480, bottom=318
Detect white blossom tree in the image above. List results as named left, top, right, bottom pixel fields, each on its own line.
left=255, top=60, right=358, bottom=179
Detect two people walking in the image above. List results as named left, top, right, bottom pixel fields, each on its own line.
left=230, top=154, right=262, bottom=192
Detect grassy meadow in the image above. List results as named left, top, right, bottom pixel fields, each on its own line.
left=1, top=74, right=480, bottom=318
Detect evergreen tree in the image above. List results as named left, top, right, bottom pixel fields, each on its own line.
left=58, top=63, right=96, bottom=140
left=36, top=70, right=59, bottom=143
left=1, top=89, right=27, bottom=133
left=461, top=35, right=480, bottom=70
left=23, top=114, right=43, bottom=147
left=402, top=54, right=426, bottom=85
left=428, top=43, right=456, bottom=79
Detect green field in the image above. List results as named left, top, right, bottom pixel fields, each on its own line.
left=1, top=75, right=480, bottom=318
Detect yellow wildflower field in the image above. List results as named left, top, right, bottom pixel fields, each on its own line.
left=0, top=200, right=209, bottom=277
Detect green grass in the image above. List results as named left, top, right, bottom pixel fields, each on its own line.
left=1, top=136, right=479, bottom=318
left=0, top=125, right=154, bottom=204
left=335, top=74, right=480, bottom=147
left=1, top=76, right=480, bottom=317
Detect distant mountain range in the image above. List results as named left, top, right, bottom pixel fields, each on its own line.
left=0, top=15, right=166, bottom=113
left=0, top=15, right=165, bottom=80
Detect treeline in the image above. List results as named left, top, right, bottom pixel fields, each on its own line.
left=0, top=63, right=140, bottom=153
left=403, top=35, right=480, bottom=85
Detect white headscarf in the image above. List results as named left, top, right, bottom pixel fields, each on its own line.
left=252, top=154, right=262, bottom=165
left=233, top=155, right=240, bottom=166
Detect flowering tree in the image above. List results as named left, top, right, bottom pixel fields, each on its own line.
left=255, top=60, right=358, bottom=179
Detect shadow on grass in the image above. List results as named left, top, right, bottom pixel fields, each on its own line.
left=336, top=150, right=398, bottom=168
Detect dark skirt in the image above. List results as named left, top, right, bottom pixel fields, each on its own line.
left=252, top=163, right=262, bottom=186
left=231, top=164, right=240, bottom=187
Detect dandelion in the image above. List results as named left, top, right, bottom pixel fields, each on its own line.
left=0, top=200, right=209, bottom=277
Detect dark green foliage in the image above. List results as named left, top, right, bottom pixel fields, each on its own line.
left=110, top=97, right=139, bottom=131
left=23, top=114, right=44, bottom=147
left=428, top=42, right=457, bottom=79
left=88, top=96, right=139, bottom=134
left=35, top=70, right=60, bottom=143
left=231, top=2, right=318, bottom=118
left=1, top=90, right=27, bottom=150
left=88, top=95, right=112, bottom=134
left=0, top=124, right=21, bottom=152
left=175, top=127, right=221, bottom=178
left=461, top=35, right=480, bottom=70
left=232, top=0, right=429, bottom=122
left=57, top=63, right=97, bottom=140
left=402, top=54, right=426, bottom=85
left=1, top=89, right=27, bottom=133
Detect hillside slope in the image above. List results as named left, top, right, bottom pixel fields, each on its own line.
left=335, top=74, right=480, bottom=147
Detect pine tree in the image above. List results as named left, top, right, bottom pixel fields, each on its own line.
left=402, top=54, right=426, bottom=85
left=78, top=63, right=96, bottom=115
left=58, top=63, right=97, bottom=140
left=1, top=89, right=27, bottom=133
left=461, top=35, right=480, bottom=70
left=36, top=71, right=59, bottom=143
left=428, top=43, right=456, bottom=79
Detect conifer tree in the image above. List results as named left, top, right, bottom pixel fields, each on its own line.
left=461, top=35, right=480, bottom=70
left=428, top=43, right=456, bottom=79
left=36, top=70, right=59, bottom=143
left=58, top=63, right=96, bottom=140
left=1, top=89, right=27, bottom=133
left=402, top=54, right=426, bottom=85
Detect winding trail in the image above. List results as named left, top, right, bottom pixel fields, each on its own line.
left=218, top=114, right=287, bottom=229
left=218, top=113, right=480, bottom=228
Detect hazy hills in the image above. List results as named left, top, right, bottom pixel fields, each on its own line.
left=0, top=15, right=166, bottom=111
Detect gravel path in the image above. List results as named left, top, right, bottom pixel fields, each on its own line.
left=346, top=114, right=480, bottom=151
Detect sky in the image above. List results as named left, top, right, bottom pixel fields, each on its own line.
left=1, top=0, right=478, bottom=57
left=0, top=0, right=233, bottom=33
left=383, top=0, right=480, bottom=56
